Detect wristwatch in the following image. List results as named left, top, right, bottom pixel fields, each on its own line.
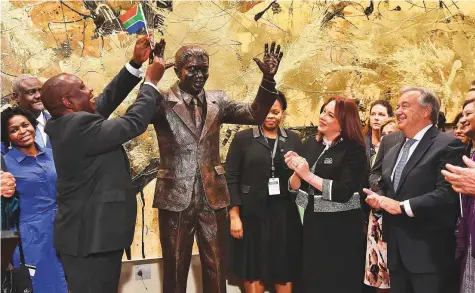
left=399, top=202, right=407, bottom=216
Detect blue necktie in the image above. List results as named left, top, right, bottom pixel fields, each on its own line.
left=35, top=127, right=45, bottom=148
left=393, top=138, right=417, bottom=190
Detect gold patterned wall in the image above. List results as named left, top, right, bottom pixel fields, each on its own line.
left=2, top=0, right=475, bottom=260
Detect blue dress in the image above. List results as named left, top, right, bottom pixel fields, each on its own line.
left=3, top=145, right=68, bottom=293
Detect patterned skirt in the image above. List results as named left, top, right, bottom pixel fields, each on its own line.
left=364, top=209, right=390, bottom=288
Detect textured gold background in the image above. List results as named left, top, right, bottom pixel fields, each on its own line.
left=2, top=0, right=475, bottom=259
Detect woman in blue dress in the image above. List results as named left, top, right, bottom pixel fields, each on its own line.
left=1, top=106, right=67, bottom=293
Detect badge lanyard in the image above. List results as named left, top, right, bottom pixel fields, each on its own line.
left=261, top=127, right=281, bottom=196
left=308, top=141, right=331, bottom=195
left=260, top=127, right=279, bottom=178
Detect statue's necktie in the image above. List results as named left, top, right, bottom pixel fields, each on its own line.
left=191, top=97, right=202, bottom=129
left=393, top=138, right=417, bottom=190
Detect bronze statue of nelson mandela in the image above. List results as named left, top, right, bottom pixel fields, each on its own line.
left=151, top=42, right=284, bottom=293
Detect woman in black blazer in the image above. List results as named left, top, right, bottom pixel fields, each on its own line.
left=286, top=96, right=368, bottom=293
left=226, top=92, right=302, bottom=293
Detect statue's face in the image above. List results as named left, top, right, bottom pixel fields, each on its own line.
left=176, top=55, right=209, bottom=95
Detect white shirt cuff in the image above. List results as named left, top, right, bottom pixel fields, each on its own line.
left=143, top=82, right=159, bottom=93
left=125, top=62, right=144, bottom=78
left=403, top=200, right=415, bottom=217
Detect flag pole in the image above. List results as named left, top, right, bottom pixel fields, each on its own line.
left=140, top=3, right=154, bottom=51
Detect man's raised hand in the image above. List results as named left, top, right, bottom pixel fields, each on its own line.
left=145, top=39, right=168, bottom=85
left=132, top=35, right=151, bottom=65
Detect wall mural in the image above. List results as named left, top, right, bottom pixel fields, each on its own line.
left=2, top=0, right=474, bottom=260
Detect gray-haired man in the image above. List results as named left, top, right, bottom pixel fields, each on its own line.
left=364, top=87, right=464, bottom=293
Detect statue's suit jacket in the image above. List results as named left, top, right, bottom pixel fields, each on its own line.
left=151, top=79, right=277, bottom=211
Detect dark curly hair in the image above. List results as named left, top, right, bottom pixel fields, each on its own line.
left=1, top=106, right=38, bottom=147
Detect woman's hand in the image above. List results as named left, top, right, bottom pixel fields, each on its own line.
left=285, top=152, right=313, bottom=182
left=230, top=216, right=243, bottom=239
left=284, top=151, right=301, bottom=171
left=229, top=206, right=243, bottom=239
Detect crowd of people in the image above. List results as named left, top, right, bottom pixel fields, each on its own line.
left=1, top=34, right=475, bottom=293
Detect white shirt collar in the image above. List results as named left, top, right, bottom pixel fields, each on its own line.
left=36, top=111, right=45, bottom=126
left=322, top=137, right=332, bottom=146
left=409, top=123, right=433, bottom=141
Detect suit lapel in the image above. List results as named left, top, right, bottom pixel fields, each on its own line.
left=170, top=85, right=200, bottom=138
left=252, top=127, right=271, bottom=150
left=277, top=127, right=288, bottom=153
left=395, top=126, right=437, bottom=194
left=200, top=91, right=219, bottom=141
left=251, top=127, right=289, bottom=150
left=43, top=112, right=52, bottom=148
left=365, top=135, right=371, bottom=158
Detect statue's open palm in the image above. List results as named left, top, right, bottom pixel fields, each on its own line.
left=253, top=41, right=283, bottom=78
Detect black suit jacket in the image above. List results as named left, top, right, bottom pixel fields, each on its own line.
left=45, top=67, right=158, bottom=257
left=225, top=127, right=302, bottom=217
left=369, top=131, right=402, bottom=191
left=375, top=126, right=465, bottom=273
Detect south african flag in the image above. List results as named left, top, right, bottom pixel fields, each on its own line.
left=119, top=4, right=146, bottom=34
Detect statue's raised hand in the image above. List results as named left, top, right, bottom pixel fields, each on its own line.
left=253, top=41, right=283, bottom=78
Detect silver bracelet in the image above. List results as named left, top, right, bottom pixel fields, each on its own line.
left=262, top=77, right=277, bottom=84
left=259, top=84, right=279, bottom=94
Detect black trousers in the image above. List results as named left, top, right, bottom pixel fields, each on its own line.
left=60, top=250, right=123, bottom=293
left=159, top=186, right=227, bottom=293
left=390, top=248, right=457, bottom=293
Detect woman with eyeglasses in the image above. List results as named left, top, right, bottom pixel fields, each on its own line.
left=285, top=96, right=368, bottom=293
left=1, top=106, right=67, bottom=293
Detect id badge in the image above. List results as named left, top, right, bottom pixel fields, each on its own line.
left=268, top=177, right=280, bottom=195
left=25, top=264, right=36, bottom=277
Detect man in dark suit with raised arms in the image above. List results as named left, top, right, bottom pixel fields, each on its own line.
left=40, top=36, right=169, bottom=293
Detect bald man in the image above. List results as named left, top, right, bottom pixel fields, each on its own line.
left=40, top=37, right=168, bottom=293
left=3, top=74, right=51, bottom=152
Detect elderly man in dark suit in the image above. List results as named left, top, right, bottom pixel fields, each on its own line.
left=151, top=42, right=283, bottom=293
left=364, top=86, right=465, bottom=293
left=40, top=37, right=168, bottom=293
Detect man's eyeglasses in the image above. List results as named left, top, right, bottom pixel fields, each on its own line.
left=24, top=88, right=41, bottom=95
